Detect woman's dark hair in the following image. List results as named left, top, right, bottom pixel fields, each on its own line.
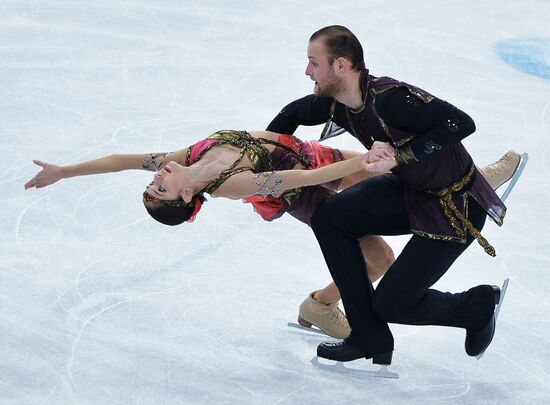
left=309, top=25, right=365, bottom=71
left=143, top=192, right=207, bottom=226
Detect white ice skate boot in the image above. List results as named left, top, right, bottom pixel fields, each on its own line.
left=478, top=150, right=527, bottom=195
left=297, top=292, right=351, bottom=339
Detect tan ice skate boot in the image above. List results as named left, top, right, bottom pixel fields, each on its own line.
left=478, top=150, right=521, bottom=190
left=298, top=292, right=351, bottom=339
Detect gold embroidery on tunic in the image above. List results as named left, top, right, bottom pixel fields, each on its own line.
left=428, top=166, right=496, bottom=257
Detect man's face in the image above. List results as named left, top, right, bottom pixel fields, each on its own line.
left=305, top=39, right=342, bottom=97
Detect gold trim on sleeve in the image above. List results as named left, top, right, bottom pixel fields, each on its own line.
left=395, top=144, right=418, bottom=165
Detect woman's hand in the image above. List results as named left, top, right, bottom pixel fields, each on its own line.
left=24, top=160, right=64, bottom=189
left=363, top=159, right=397, bottom=173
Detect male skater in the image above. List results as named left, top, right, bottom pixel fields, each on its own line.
left=267, top=25, right=519, bottom=363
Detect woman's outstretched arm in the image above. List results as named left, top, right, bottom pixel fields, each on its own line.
left=24, top=150, right=186, bottom=190
left=214, top=153, right=369, bottom=200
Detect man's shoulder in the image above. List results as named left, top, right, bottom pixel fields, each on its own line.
left=370, top=77, right=436, bottom=105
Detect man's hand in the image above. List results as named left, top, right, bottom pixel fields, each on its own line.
left=362, top=143, right=398, bottom=174
left=369, top=141, right=395, bottom=162
left=24, top=160, right=64, bottom=189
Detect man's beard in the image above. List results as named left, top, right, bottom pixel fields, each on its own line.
left=314, top=73, right=344, bottom=98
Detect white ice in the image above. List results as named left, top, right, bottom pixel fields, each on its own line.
left=2, top=0, right=550, bottom=403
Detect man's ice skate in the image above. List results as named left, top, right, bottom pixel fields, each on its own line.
left=311, top=355, right=399, bottom=379
left=313, top=339, right=398, bottom=379
left=465, top=278, right=509, bottom=360
left=479, top=151, right=529, bottom=202
left=287, top=292, right=351, bottom=338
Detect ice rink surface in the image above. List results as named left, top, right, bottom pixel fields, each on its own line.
left=2, top=0, right=550, bottom=403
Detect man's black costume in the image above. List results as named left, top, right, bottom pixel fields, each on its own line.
left=267, top=71, right=506, bottom=361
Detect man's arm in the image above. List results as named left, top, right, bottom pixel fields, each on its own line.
left=266, top=94, right=333, bottom=134
left=375, top=87, right=476, bottom=165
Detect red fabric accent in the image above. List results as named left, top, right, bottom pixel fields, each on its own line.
left=186, top=196, right=203, bottom=222
left=273, top=134, right=301, bottom=152
left=242, top=135, right=342, bottom=222
left=307, top=141, right=339, bottom=169
left=242, top=194, right=283, bottom=221
left=188, top=139, right=217, bottom=165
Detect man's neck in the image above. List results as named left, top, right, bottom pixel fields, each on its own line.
left=334, top=71, right=364, bottom=110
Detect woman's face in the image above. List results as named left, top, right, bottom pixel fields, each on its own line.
left=145, top=161, right=190, bottom=202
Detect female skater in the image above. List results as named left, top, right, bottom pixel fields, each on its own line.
left=24, top=129, right=518, bottom=339
left=24, top=129, right=396, bottom=338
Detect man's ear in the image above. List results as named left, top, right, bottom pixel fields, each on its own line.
left=335, top=56, right=351, bottom=72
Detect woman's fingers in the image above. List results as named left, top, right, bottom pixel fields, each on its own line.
left=24, top=178, right=35, bottom=189
left=25, top=160, right=44, bottom=189
left=25, top=160, right=47, bottom=189
left=25, top=176, right=40, bottom=189
left=26, top=160, right=60, bottom=189
left=366, top=158, right=397, bottom=173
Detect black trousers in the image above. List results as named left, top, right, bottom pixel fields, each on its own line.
left=310, top=174, right=495, bottom=355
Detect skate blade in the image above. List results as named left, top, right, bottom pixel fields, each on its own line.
left=311, top=356, right=399, bottom=379
left=500, top=153, right=528, bottom=202
left=287, top=322, right=329, bottom=337
left=493, top=278, right=509, bottom=323
left=476, top=278, right=509, bottom=360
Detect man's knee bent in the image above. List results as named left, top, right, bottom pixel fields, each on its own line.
left=372, top=291, right=409, bottom=322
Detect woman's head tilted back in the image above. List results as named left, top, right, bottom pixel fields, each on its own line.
left=142, top=161, right=205, bottom=225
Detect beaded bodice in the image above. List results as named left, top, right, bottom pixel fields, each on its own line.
left=185, top=130, right=310, bottom=195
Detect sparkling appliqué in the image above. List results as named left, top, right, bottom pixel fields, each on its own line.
left=254, top=172, right=283, bottom=197
left=424, top=140, right=442, bottom=154
left=141, top=153, right=167, bottom=171
left=446, top=118, right=460, bottom=132
left=405, top=94, right=421, bottom=107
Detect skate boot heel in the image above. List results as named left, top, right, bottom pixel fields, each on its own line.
left=372, top=351, right=393, bottom=365
left=297, top=316, right=313, bottom=328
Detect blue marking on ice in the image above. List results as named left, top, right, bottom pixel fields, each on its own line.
left=495, top=38, right=550, bottom=80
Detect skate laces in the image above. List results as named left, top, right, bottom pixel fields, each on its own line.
left=327, top=307, right=349, bottom=328
left=484, top=152, right=515, bottom=178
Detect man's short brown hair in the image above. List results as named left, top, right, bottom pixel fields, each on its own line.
left=310, top=25, right=365, bottom=71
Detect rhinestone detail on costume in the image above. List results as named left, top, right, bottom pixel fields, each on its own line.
left=424, top=140, right=442, bottom=154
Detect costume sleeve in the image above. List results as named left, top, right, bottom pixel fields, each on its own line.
left=376, top=87, right=476, bottom=165
left=266, top=94, right=333, bottom=134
